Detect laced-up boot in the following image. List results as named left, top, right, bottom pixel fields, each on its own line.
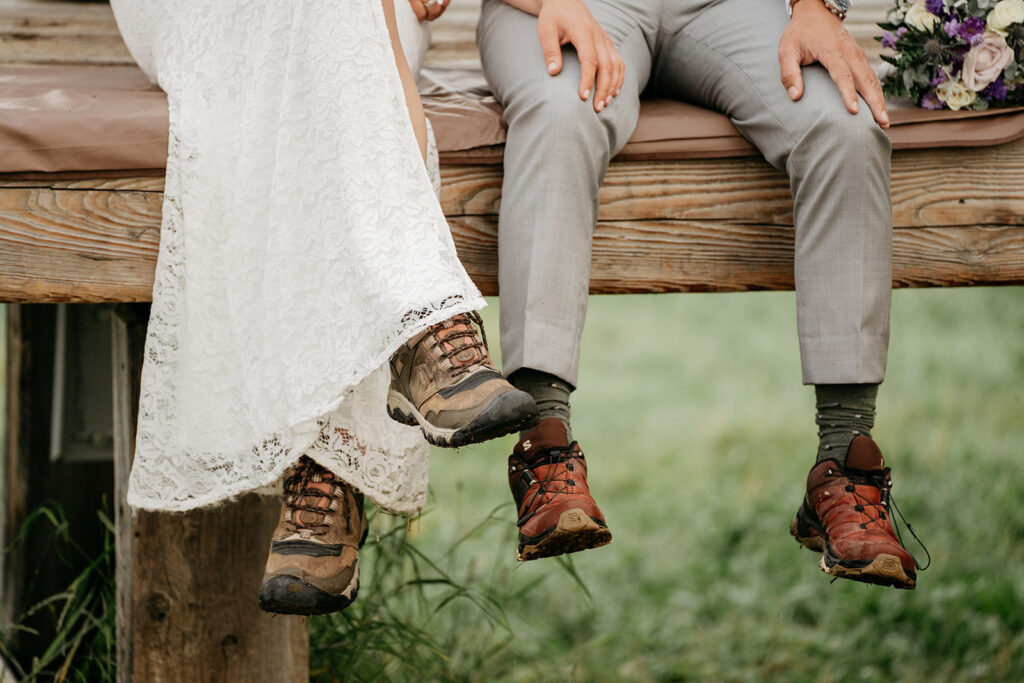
left=790, top=436, right=918, bottom=589
left=508, top=418, right=612, bottom=561
left=388, top=311, right=537, bottom=447
left=258, top=456, right=368, bottom=614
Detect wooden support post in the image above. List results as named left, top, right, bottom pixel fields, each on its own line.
left=112, top=305, right=307, bottom=682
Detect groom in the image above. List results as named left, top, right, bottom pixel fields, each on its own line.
left=481, top=0, right=921, bottom=589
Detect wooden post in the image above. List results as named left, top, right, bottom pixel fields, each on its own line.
left=112, top=304, right=307, bottom=682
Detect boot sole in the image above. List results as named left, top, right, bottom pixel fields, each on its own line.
left=819, top=551, right=917, bottom=590
left=789, top=511, right=826, bottom=552
left=517, top=508, right=612, bottom=562
left=257, top=573, right=359, bottom=615
left=387, top=388, right=538, bottom=448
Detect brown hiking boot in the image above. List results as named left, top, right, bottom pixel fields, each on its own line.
left=790, top=436, right=918, bottom=589
left=387, top=311, right=538, bottom=447
left=258, top=457, right=368, bottom=615
left=508, top=418, right=612, bottom=561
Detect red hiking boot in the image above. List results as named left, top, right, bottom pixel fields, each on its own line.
left=508, top=418, right=612, bottom=561
left=790, top=436, right=918, bottom=589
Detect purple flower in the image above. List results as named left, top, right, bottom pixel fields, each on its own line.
left=982, top=76, right=1008, bottom=101
left=925, top=0, right=945, bottom=16
left=960, top=16, right=985, bottom=45
left=920, top=91, right=945, bottom=109
left=943, top=17, right=961, bottom=39
left=931, top=71, right=948, bottom=87
left=882, top=26, right=908, bottom=50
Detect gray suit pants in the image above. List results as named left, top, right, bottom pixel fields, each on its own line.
left=478, top=0, right=892, bottom=387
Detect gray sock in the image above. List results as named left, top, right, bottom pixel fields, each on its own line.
left=509, top=368, right=573, bottom=440
left=815, top=384, right=879, bottom=464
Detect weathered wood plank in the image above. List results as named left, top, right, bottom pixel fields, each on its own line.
left=449, top=216, right=1024, bottom=294
left=2, top=140, right=1024, bottom=301
left=440, top=139, right=1024, bottom=228
left=6, top=135, right=1019, bottom=229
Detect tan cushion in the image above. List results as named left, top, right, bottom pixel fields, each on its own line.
left=2, top=63, right=1023, bottom=174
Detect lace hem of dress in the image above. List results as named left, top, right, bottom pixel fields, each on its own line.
left=127, top=292, right=485, bottom=515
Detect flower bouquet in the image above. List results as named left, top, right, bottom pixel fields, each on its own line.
left=878, top=0, right=1024, bottom=110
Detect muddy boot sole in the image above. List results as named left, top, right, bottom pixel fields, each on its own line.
left=258, top=574, right=358, bottom=615
left=789, top=511, right=826, bottom=553
left=387, top=388, right=538, bottom=448
left=517, top=508, right=612, bottom=562
left=819, top=551, right=917, bottom=590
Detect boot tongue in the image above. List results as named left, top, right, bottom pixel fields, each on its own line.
left=514, top=418, right=569, bottom=457
left=845, top=435, right=884, bottom=471
left=437, top=322, right=482, bottom=366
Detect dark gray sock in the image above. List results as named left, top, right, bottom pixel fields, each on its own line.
left=815, top=384, right=879, bottom=464
left=509, top=368, right=573, bottom=440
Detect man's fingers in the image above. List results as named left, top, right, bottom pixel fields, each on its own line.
left=538, top=19, right=563, bottom=75
left=778, top=43, right=804, bottom=101
left=610, top=37, right=625, bottom=96
left=849, top=50, right=890, bottom=127
left=818, top=50, right=859, bottom=114
left=592, top=38, right=615, bottom=111
left=576, top=41, right=599, bottom=101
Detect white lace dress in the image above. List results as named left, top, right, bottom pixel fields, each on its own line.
left=110, top=0, right=484, bottom=514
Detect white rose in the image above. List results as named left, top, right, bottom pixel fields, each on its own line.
left=987, top=0, right=1024, bottom=36
left=905, top=1, right=941, bottom=31
left=936, top=79, right=978, bottom=109
left=962, top=32, right=1015, bottom=91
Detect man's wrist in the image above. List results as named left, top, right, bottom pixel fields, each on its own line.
left=788, top=0, right=849, bottom=21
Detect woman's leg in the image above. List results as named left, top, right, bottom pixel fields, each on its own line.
left=382, top=0, right=428, bottom=163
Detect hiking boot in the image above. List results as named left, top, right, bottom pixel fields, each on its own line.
left=387, top=311, right=538, bottom=447
left=508, top=418, right=612, bottom=561
left=258, top=456, right=368, bottom=615
left=790, top=436, right=917, bottom=589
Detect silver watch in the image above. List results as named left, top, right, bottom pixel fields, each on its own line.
left=787, top=0, right=849, bottom=21
left=823, top=0, right=850, bottom=20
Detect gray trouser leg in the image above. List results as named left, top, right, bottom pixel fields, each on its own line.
left=478, top=0, right=655, bottom=387
left=655, top=0, right=892, bottom=384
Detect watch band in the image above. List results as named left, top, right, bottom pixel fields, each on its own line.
left=787, top=0, right=849, bottom=21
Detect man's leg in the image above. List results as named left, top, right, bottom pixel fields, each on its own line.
left=478, top=0, right=654, bottom=559
left=478, top=0, right=653, bottom=393
left=654, top=0, right=916, bottom=588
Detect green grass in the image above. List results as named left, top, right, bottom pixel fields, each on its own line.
left=312, top=287, right=1024, bottom=682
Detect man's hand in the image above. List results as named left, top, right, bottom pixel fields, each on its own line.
left=408, top=0, right=450, bottom=23
left=536, top=0, right=624, bottom=112
left=779, top=0, right=889, bottom=128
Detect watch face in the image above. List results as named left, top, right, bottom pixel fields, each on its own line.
left=829, top=0, right=851, bottom=11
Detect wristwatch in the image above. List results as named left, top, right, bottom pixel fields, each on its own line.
left=787, top=0, right=849, bottom=21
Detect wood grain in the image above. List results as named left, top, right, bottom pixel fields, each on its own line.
left=449, top=216, right=1024, bottom=295
left=440, top=139, right=1024, bottom=228
left=3, top=136, right=1023, bottom=302
left=129, top=495, right=308, bottom=683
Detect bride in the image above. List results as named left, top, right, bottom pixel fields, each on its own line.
left=109, top=0, right=537, bottom=615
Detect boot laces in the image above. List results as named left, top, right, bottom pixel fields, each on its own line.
left=423, top=311, right=488, bottom=379
left=512, top=444, right=583, bottom=525
left=282, top=457, right=348, bottom=539
left=826, top=465, right=931, bottom=570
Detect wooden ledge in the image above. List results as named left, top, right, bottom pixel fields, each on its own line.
left=1, top=138, right=1023, bottom=303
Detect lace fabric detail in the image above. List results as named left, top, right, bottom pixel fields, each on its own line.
left=111, top=0, right=483, bottom=514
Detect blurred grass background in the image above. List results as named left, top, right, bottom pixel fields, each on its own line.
left=312, top=287, right=1024, bottom=682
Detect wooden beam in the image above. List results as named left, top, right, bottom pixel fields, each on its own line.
left=110, top=305, right=308, bottom=682
left=1, top=138, right=1023, bottom=302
